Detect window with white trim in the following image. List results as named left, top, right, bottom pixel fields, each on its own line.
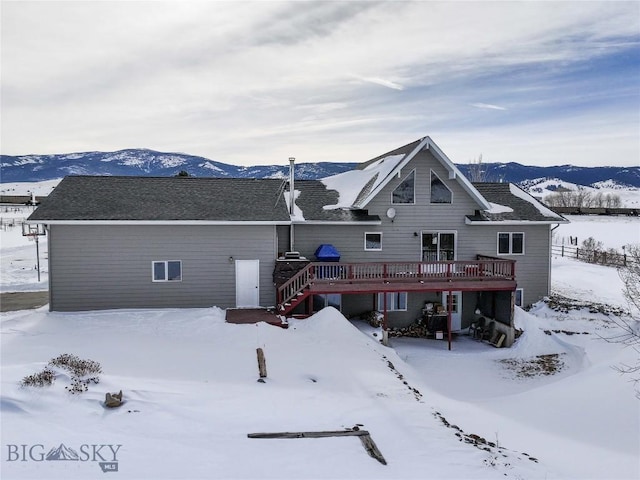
left=515, top=288, right=524, bottom=307
left=497, top=232, right=524, bottom=255
left=392, top=170, right=415, bottom=204
left=377, top=292, right=408, bottom=311
left=430, top=171, right=452, bottom=204
left=152, top=260, right=182, bottom=282
left=364, top=232, right=382, bottom=251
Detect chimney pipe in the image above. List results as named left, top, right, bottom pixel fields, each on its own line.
left=288, top=157, right=295, bottom=253
left=288, top=157, right=295, bottom=215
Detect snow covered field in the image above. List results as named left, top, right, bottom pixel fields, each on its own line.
left=1, top=211, right=639, bottom=479
left=553, top=214, right=640, bottom=250
left=0, top=205, right=48, bottom=292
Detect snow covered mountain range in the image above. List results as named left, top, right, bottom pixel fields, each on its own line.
left=2, top=148, right=639, bottom=186
left=1, top=148, right=639, bottom=206
left=0, top=149, right=356, bottom=182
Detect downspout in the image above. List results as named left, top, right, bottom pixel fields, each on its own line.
left=45, top=224, right=52, bottom=311
left=289, top=157, right=295, bottom=253
left=549, top=224, right=561, bottom=297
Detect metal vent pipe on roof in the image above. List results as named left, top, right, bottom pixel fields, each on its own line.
left=288, top=157, right=295, bottom=215
left=289, top=157, right=295, bottom=253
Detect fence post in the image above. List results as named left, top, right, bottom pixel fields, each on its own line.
left=624, top=254, right=627, bottom=267
left=561, top=245, right=564, bottom=257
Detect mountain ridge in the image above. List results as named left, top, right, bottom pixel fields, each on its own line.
left=2, top=148, right=639, bottom=189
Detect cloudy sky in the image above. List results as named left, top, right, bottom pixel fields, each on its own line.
left=2, top=1, right=639, bottom=167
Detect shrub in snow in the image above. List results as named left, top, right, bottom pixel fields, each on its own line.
left=20, top=354, right=102, bottom=394
left=20, top=367, right=56, bottom=387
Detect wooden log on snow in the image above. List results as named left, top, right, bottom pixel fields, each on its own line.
left=247, top=428, right=388, bottom=465
left=359, top=433, right=387, bottom=465
left=248, top=430, right=368, bottom=439
left=256, top=348, right=267, bottom=378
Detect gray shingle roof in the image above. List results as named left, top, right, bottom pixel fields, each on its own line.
left=29, top=176, right=292, bottom=222
left=28, top=175, right=381, bottom=223
left=470, top=183, right=566, bottom=223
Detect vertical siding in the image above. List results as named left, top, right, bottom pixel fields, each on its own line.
left=48, top=224, right=277, bottom=311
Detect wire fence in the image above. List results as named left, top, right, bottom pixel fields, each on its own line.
left=0, top=217, right=28, bottom=231
left=552, top=244, right=637, bottom=268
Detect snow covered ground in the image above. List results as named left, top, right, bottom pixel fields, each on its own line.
left=0, top=205, right=48, bottom=292
left=553, top=214, right=640, bottom=250
left=1, top=211, right=639, bottom=479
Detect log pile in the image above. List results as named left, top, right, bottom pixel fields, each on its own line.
left=388, top=323, right=429, bottom=338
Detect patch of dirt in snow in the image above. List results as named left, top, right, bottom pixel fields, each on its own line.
left=545, top=294, right=627, bottom=317
left=498, top=353, right=566, bottom=378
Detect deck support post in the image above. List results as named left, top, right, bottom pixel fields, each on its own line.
left=447, top=289, right=453, bottom=351
left=382, top=292, right=389, bottom=346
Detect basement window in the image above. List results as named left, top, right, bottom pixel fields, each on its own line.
left=152, top=261, right=182, bottom=282
left=377, top=292, right=408, bottom=311
left=515, top=288, right=524, bottom=307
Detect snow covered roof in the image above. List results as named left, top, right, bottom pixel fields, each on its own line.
left=468, top=183, right=568, bottom=224
left=293, top=180, right=380, bottom=223
left=321, top=137, right=491, bottom=210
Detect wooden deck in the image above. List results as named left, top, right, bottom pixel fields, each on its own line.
left=225, top=308, right=288, bottom=328
left=277, top=257, right=516, bottom=314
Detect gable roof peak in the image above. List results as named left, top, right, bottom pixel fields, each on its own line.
left=322, top=136, right=490, bottom=210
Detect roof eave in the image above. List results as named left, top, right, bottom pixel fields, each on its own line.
left=425, top=138, right=492, bottom=210
left=465, top=218, right=570, bottom=225
left=27, top=220, right=291, bottom=226
left=292, top=220, right=382, bottom=225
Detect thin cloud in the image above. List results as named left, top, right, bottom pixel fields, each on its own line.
left=352, top=75, right=405, bottom=91
left=1, top=1, right=638, bottom=167
left=470, top=103, right=507, bottom=111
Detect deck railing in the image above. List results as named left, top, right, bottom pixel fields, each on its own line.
left=277, top=258, right=515, bottom=310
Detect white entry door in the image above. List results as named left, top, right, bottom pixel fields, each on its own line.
left=442, top=291, right=462, bottom=332
left=235, top=260, right=260, bottom=307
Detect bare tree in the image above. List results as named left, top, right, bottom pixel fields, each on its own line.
left=468, top=154, right=490, bottom=183
left=611, top=244, right=640, bottom=397
left=544, top=189, right=621, bottom=209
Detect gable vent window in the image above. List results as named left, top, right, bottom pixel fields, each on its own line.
left=497, top=233, right=524, bottom=255
left=430, top=171, right=452, bottom=204
left=152, top=260, right=182, bottom=282
left=392, top=170, right=415, bottom=204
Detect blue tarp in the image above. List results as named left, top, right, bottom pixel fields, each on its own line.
left=314, top=244, right=341, bottom=262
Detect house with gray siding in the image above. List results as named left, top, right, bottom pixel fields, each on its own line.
left=28, top=136, right=566, bottom=346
